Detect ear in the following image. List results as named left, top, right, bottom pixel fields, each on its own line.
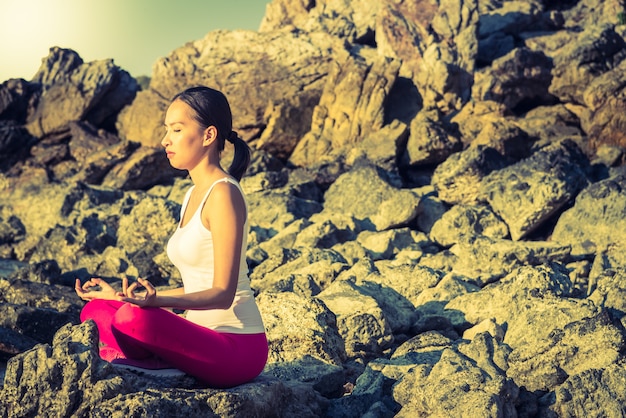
left=203, top=126, right=218, bottom=146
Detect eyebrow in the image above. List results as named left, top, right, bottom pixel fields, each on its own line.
left=164, top=121, right=185, bottom=127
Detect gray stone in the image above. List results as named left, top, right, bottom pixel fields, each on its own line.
left=479, top=139, right=590, bottom=240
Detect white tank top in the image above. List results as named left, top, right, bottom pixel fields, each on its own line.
left=166, top=177, right=265, bottom=334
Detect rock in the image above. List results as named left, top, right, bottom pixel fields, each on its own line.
left=1, top=0, right=626, bottom=415
left=552, top=173, right=626, bottom=248
left=429, top=204, right=509, bottom=247
left=317, top=278, right=396, bottom=358
left=0, top=78, right=38, bottom=124
left=322, top=164, right=420, bottom=231
left=479, top=139, right=590, bottom=240
left=581, top=58, right=626, bottom=152
left=120, top=29, right=343, bottom=146
left=391, top=333, right=518, bottom=417
left=445, top=264, right=599, bottom=349
left=0, top=321, right=329, bottom=417
left=0, top=121, right=37, bottom=171
left=247, top=189, right=323, bottom=233
left=0, top=326, right=38, bottom=362
left=289, top=53, right=400, bottom=167
left=432, top=145, right=509, bottom=205
left=400, top=109, right=462, bottom=167
left=472, top=47, right=555, bottom=113
left=257, top=291, right=346, bottom=365
left=250, top=247, right=348, bottom=297
left=445, top=236, right=570, bottom=285
left=26, top=48, right=138, bottom=138
left=507, top=309, right=624, bottom=392
left=414, top=0, right=479, bottom=112
left=101, top=145, right=185, bottom=190
left=0, top=205, right=26, bottom=250
left=538, top=362, right=626, bottom=417
left=0, top=303, right=77, bottom=345
left=549, top=26, right=626, bottom=104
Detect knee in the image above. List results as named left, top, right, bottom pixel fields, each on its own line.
left=111, top=304, right=159, bottom=335
left=80, top=299, right=116, bottom=323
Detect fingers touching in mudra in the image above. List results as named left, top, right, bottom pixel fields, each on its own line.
left=75, top=277, right=156, bottom=307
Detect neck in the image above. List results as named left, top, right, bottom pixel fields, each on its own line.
left=188, top=156, right=226, bottom=189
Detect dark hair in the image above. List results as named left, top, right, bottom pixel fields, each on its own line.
left=172, top=86, right=251, bottom=181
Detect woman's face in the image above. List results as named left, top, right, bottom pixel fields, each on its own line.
left=162, top=99, right=208, bottom=171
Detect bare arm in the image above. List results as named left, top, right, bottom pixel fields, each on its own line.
left=121, top=181, right=245, bottom=310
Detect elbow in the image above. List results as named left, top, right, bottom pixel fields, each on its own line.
left=213, top=289, right=236, bottom=310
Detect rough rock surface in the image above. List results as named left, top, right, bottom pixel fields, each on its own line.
left=2, top=0, right=626, bottom=416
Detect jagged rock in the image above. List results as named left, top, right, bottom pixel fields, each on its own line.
left=429, top=204, right=509, bottom=247
left=445, top=264, right=599, bottom=349
left=415, top=0, right=479, bottom=112
left=552, top=173, right=626, bottom=248
left=581, top=58, right=626, bottom=152
left=432, top=145, right=509, bottom=205
left=356, top=228, right=430, bottom=261
left=507, top=309, right=624, bottom=392
left=348, top=118, right=409, bottom=172
left=548, top=26, right=626, bottom=104
left=400, top=109, right=462, bottom=167
left=31, top=47, right=84, bottom=87
left=294, top=213, right=361, bottom=250
left=322, top=164, right=420, bottom=231
left=421, top=235, right=571, bottom=286
left=262, top=0, right=381, bottom=44
left=250, top=247, right=348, bottom=296
left=0, top=205, right=26, bottom=249
left=317, top=278, right=396, bottom=358
left=391, top=332, right=518, bottom=417
left=0, top=303, right=78, bottom=345
left=560, top=0, right=626, bottom=31
left=257, top=291, right=347, bottom=366
left=114, top=88, right=170, bottom=146
left=119, top=29, right=343, bottom=146
left=247, top=189, right=323, bottom=234
left=479, top=139, right=590, bottom=240
left=472, top=47, right=555, bottom=113
left=367, top=263, right=445, bottom=307
left=537, top=361, right=626, bottom=417
left=0, top=321, right=330, bottom=417
left=101, top=145, right=185, bottom=190
left=26, top=49, right=138, bottom=138
left=259, top=0, right=314, bottom=32
left=0, top=78, right=38, bottom=124
left=0, top=326, right=38, bottom=362
left=289, top=53, right=400, bottom=167
left=0, top=121, right=37, bottom=171
left=0, top=277, right=80, bottom=316
left=513, top=104, right=585, bottom=146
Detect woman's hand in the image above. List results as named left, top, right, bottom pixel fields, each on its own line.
left=120, top=277, right=158, bottom=307
left=75, top=278, right=123, bottom=301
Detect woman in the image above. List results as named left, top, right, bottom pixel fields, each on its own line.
left=75, top=86, right=267, bottom=388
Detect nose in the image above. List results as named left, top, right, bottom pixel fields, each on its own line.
left=161, top=131, right=170, bottom=148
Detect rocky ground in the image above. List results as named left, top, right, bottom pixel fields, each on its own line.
left=1, top=0, right=626, bottom=416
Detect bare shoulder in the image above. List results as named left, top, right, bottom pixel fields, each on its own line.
left=204, top=179, right=246, bottom=220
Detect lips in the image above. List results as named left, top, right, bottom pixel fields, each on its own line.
left=165, top=150, right=175, bottom=158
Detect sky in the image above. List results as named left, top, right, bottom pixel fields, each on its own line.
left=0, top=0, right=269, bottom=82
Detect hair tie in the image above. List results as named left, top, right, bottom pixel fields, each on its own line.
left=226, top=130, right=237, bottom=144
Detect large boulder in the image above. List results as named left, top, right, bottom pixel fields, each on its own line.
left=26, top=47, right=138, bottom=138
left=118, top=30, right=344, bottom=147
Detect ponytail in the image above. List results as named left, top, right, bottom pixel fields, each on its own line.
left=227, top=130, right=251, bottom=181
left=173, top=86, right=250, bottom=180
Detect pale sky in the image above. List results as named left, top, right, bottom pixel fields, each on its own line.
left=0, top=0, right=269, bottom=82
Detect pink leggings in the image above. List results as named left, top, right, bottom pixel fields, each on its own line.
left=80, top=299, right=268, bottom=388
